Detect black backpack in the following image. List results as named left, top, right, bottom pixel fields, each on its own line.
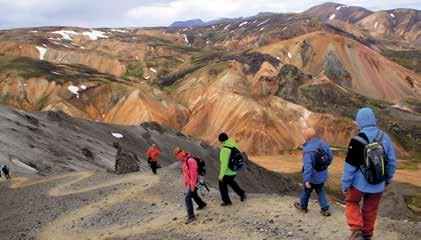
left=304, top=146, right=330, bottom=172
left=186, top=155, right=206, bottom=176
left=353, top=130, right=387, bottom=184
left=224, top=146, right=245, bottom=171
left=314, top=148, right=330, bottom=171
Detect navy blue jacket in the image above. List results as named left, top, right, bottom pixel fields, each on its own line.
left=302, top=137, right=333, bottom=184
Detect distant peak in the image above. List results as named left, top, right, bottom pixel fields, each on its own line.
left=169, top=19, right=205, bottom=28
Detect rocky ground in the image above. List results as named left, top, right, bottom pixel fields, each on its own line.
left=1, top=163, right=420, bottom=240
left=0, top=104, right=420, bottom=239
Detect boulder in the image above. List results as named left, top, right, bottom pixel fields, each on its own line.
left=113, top=142, right=140, bottom=174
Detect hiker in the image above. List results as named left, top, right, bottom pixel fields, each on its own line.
left=342, top=108, right=396, bottom=240
left=173, top=147, right=207, bottom=224
left=1, top=164, right=10, bottom=180
left=294, top=128, right=333, bottom=216
left=218, top=133, right=246, bottom=206
left=146, top=144, right=160, bottom=174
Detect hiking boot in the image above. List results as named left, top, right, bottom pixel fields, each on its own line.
left=348, top=230, right=363, bottom=240
left=293, top=202, right=308, bottom=213
left=320, top=209, right=331, bottom=217
left=240, top=193, right=247, bottom=202
left=363, top=236, right=372, bottom=240
left=197, top=203, right=207, bottom=210
left=185, top=217, right=196, bottom=224
left=220, top=202, right=232, bottom=207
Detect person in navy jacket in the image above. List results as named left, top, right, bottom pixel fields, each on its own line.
left=294, top=128, right=333, bottom=216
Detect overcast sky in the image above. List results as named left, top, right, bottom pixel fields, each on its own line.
left=1, top=0, right=420, bottom=29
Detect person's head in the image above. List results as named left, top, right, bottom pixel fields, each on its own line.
left=302, top=128, right=317, bottom=142
left=356, top=107, right=377, bottom=130
left=218, top=133, right=229, bottom=143
left=173, top=147, right=187, bottom=161
left=151, top=144, right=157, bottom=148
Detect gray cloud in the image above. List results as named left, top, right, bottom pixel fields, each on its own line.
left=0, top=0, right=420, bottom=29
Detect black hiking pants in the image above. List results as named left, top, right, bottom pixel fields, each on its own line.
left=2, top=170, right=10, bottom=180
left=219, top=175, right=245, bottom=204
left=149, top=161, right=157, bottom=174
left=185, top=188, right=206, bottom=219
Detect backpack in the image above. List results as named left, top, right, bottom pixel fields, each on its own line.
left=304, top=145, right=330, bottom=172
left=353, top=130, right=387, bottom=184
left=186, top=155, right=206, bottom=176
left=314, top=147, right=330, bottom=172
left=224, top=146, right=245, bottom=172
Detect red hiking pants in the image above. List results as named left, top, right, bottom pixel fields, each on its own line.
left=345, top=188, right=382, bottom=237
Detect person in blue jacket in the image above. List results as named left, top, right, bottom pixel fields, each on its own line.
left=294, top=128, right=333, bottom=216
left=342, top=108, right=396, bottom=240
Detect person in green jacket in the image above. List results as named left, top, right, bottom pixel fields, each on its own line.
left=218, top=133, right=246, bottom=206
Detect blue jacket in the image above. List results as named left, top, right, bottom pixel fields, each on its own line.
left=302, top=137, right=333, bottom=184
left=341, top=108, right=396, bottom=193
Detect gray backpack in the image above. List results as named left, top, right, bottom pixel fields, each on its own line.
left=353, top=130, right=386, bottom=184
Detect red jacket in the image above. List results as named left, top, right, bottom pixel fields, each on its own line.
left=146, top=147, right=160, bottom=162
left=182, top=155, right=198, bottom=188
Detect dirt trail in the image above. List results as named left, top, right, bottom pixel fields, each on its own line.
left=2, top=166, right=419, bottom=240
left=37, top=173, right=165, bottom=240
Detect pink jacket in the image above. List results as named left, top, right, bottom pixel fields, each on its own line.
left=182, top=155, right=198, bottom=188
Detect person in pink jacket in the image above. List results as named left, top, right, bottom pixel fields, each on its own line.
left=174, top=147, right=207, bottom=224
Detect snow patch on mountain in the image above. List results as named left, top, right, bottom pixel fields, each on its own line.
left=182, top=34, right=189, bottom=44
left=111, top=29, right=128, bottom=33
left=257, top=18, right=271, bottom=27
left=67, top=85, right=80, bottom=98
left=111, top=133, right=124, bottom=138
left=35, top=46, right=47, bottom=60
left=238, top=21, right=248, bottom=27
left=82, top=30, right=108, bottom=40
left=52, top=30, right=79, bottom=40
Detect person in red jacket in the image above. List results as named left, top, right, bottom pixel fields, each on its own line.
left=174, top=147, right=207, bottom=224
left=146, top=144, right=160, bottom=174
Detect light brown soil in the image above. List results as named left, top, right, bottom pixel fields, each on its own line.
left=251, top=153, right=421, bottom=187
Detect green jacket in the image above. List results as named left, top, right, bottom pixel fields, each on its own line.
left=219, top=138, right=238, bottom=179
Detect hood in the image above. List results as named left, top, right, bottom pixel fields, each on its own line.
left=356, top=108, right=377, bottom=130
left=222, top=138, right=237, bottom=148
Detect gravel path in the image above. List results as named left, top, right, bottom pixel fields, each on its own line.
left=1, top=163, right=420, bottom=240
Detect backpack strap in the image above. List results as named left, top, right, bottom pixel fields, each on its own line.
left=374, top=130, right=384, bottom=143
left=352, top=135, right=369, bottom=145
left=185, top=155, right=193, bottom=170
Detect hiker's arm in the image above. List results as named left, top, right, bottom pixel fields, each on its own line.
left=383, top=135, right=396, bottom=185
left=342, top=140, right=357, bottom=192
left=219, top=148, right=230, bottom=180
left=302, top=152, right=313, bottom=183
